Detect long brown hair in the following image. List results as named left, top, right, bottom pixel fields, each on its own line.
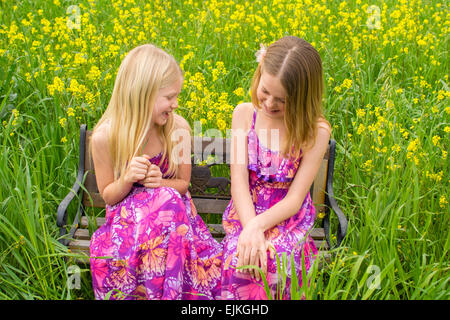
left=251, top=36, right=328, bottom=157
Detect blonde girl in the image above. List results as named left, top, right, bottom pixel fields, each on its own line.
left=89, top=44, right=222, bottom=300
left=221, top=36, right=331, bottom=299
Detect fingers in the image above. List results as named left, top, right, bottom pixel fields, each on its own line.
left=125, top=156, right=150, bottom=183
left=147, top=164, right=162, bottom=177
left=135, top=155, right=151, bottom=166
left=259, top=249, right=267, bottom=281
left=235, top=241, right=276, bottom=281
left=139, top=164, right=162, bottom=188
left=236, top=244, right=266, bottom=281
left=267, top=241, right=276, bottom=260
left=249, top=247, right=259, bottom=280
left=236, top=244, right=244, bottom=273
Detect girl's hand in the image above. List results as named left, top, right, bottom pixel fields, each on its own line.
left=123, top=155, right=151, bottom=184
left=140, top=164, right=163, bottom=188
left=236, top=219, right=275, bottom=281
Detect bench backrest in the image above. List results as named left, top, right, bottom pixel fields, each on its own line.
left=81, top=130, right=329, bottom=215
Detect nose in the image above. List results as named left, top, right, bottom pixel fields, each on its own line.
left=266, top=96, right=276, bottom=108
left=171, top=99, right=178, bottom=110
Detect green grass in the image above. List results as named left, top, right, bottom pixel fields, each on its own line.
left=0, top=0, right=448, bottom=299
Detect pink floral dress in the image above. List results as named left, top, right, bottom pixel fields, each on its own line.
left=220, top=109, right=318, bottom=300
left=90, top=153, right=222, bottom=300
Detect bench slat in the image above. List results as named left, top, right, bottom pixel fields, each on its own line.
left=193, top=198, right=230, bottom=214
left=68, top=237, right=330, bottom=265
left=74, top=228, right=90, bottom=240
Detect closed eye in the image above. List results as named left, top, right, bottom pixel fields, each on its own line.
left=262, top=87, right=285, bottom=104
left=166, top=94, right=178, bottom=100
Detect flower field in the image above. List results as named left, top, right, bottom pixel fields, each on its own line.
left=0, top=0, right=448, bottom=299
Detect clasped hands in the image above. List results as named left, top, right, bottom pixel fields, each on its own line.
left=124, top=154, right=163, bottom=188
left=235, top=218, right=276, bottom=282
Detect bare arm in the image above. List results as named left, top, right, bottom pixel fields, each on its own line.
left=230, top=103, right=275, bottom=280
left=91, top=126, right=150, bottom=206
left=230, top=103, right=256, bottom=227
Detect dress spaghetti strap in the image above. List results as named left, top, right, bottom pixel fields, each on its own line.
left=251, top=108, right=257, bottom=130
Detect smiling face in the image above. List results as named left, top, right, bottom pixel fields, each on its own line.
left=151, top=76, right=183, bottom=127
left=256, top=72, right=286, bottom=120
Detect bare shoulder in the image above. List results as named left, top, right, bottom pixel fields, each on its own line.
left=173, top=113, right=191, bottom=131
left=317, top=118, right=332, bottom=138
left=317, top=118, right=331, bottom=134
left=233, top=102, right=254, bottom=117
left=232, top=102, right=254, bottom=129
left=91, top=122, right=110, bottom=151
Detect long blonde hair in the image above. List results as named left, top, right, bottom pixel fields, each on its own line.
left=94, top=44, right=182, bottom=180
left=251, top=36, right=328, bottom=157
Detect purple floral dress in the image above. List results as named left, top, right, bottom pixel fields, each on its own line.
left=90, top=153, right=222, bottom=300
left=220, top=109, right=318, bottom=300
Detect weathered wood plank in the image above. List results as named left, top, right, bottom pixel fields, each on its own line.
left=68, top=238, right=331, bottom=265
left=193, top=198, right=230, bottom=214
left=80, top=216, right=104, bottom=229
left=312, top=159, right=328, bottom=214
left=74, top=228, right=90, bottom=240
left=68, top=239, right=90, bottom=252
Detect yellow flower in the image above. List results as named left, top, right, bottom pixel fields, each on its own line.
left=73, top=52, right=87, bottom=65
left=356, top=108, right=365, bottom=118
left=363, top=159, right=373, bottom=172
left=439, top=195, right=448, bottom=209
left=417, top=39, right=426, bottom=46
left=342, top=79, right=352, bottom=89
left=217, top=118, right=226, bottom=131
left=87, top=65, right=101, bottom=81
left=357, top=123, right=365, bottom=135
left=407, top=138, right=420, bottom=153
left=47, top=76, right=65, bottom=96
left=233, top=87, right=245, bottom=97
left=432, top=135, right=440, bottom=146
left=391, top=144, right=401, bottom=153
left=59, top=117, right=67, bottom=127
left=61, top=136, right=67, bottom=143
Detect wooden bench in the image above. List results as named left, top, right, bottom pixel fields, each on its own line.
left=57, top=124, right=347, bottom=263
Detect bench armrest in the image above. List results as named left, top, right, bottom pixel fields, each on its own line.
left=323, top=140, right=348, bottom=249
left=56, top=172, right=83, bottom=228
left=324, top=189, right=347, bottom=248
left=56, top=124, right=87, bottom=245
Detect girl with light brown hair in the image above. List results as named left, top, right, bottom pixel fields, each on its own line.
left=221, top=36, right=331, bottom=299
